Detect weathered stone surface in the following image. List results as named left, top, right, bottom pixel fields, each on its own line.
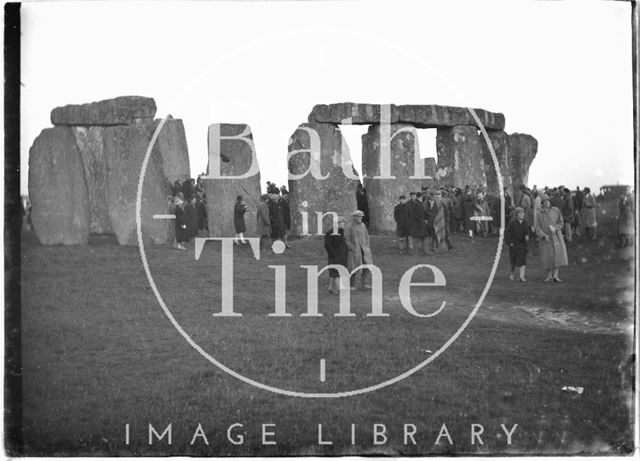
left=151, top=118, right=191, bottom=182
left=425, top=157, right=437, bottom=178
left=103, top=122, right=174, bottom=245
left=508, top=133, right=538, bottom=190
left=362, top=124, right=430, bottom=233
left=308, top=103, right=505, bottom=130
left=51, top=96, right=157, bottom=126
left=435, top=125, right=486, bottom=188
left=71, top=126, right=112, bottom=234
left=288, top=123, right=359, bottom=236
left=480, top=130, right=512, bottom=195
left=203, top=124, right=261, bottom=237
left=28, top=126, right=90, bottom=244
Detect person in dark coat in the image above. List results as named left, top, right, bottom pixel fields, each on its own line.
left=356, top=183, right=370, bottom=228
left=407, top=192, right=428, bottom=254
left=185, top=197, right=199, bottom=239
left=173, top=197, right=188, bottom=250
left=505, top=206, right=530, bottom=282
left=182, top=179, right=194, bottom=202
left=234, top=195, right=248, bottom=244
left=269, top=193, right=286, bottom=244
left=256, top=194, right=272, bottom=252
left=324, top=216, right=349, bottom=294
left=462, top=186, right=478, bottom=238
left=196, top=191, right=207, bottom=235
left=280, top=192, right=291, bottom=248
left=393, top=195, right=410, bottom=254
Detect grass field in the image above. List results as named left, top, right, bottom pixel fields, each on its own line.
left=18, top=200, right=635, bottom=455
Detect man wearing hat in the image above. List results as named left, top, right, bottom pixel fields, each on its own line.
left=344, top=210, right=373, bottom=289
left=407, top=192, right=429, bottom=254
left=256, top=194, right=272, bottom=252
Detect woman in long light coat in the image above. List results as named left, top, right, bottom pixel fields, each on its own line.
left=535, top=196, right=568, bottom=282
left=344, top=210, right=373, bottom=289
left=580, top=187, right=598, bottom=240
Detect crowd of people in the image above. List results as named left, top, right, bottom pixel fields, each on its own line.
left=164, top=176, right=634, bottom=288
left=169, top=176, right=208, bottom=250
left=320, top=182, right=635, bottom=293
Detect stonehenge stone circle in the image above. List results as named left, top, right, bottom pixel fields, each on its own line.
left=203, top=123, right=261, bottom=237
left=28, top=126, right=90, bottom=245
left=28, top=97, right=538, bottom=244
left=29, top=96, right=187, bottom=245
left=287, top=122, right=359, bottom=236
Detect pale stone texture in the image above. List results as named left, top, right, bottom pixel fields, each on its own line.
left=51, top=96, right=157, bottom=126
left=435, top=125, right=486, bottom=188
left=508, top=133, right=538, bottom=190
left=71, top=126, right=112, bottom=234
left=287, top=123, right=359, bottom=236
left=102, top=122, right=174, bottom=245
left=203, top=124, right=261, bottom=237
left=480, top=130, right=512, bottom=196
left=362, top=124, right=430, bottom=233
left=28, top=126, right=90, bottom=244
left=151, top=118, right=191, bottom=182
left=308, top=103, right=505, bottom=130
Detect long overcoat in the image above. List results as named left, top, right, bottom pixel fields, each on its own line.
left=256, top=202, right=271, bottom=237
left=324, top=228, right=349, bottom=278
left=407, top=199, right=428, bottom=238
left=535, top=207, right=568, bottom=268
left=234, top=201, right=247, bottom=233
left=394, top=203, right=410, bottom=237
left=505, top=218, right=530, bottom=266
left=344, top=221, right=373, bottom=271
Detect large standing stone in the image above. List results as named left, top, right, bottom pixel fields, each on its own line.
left=480, top=130, right=512, bottom=196
left=508, top=133, right=538, bottom=190
left=71, top=126, right=112, bottom=234
left=362, top=124, right=429, bottom=233
left=51, top=96, right=157, bottom=126
left=151, top=118, right=191, bottom=182
left=435, top=125, right=486, bottom=188
left=203, top=124, right=261, bottom=237
left=308, top=103, right=505, bottom=130
left=103, top=122, right=174, bottom=245
left=288, top=123, right=359, bottom=236
left=28, top=126, right=90, bottom=245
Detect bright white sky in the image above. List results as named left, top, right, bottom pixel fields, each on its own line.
left=21, top=0, right=633, bottom=195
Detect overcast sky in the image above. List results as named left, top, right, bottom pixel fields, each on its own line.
left=20, top=0, right=634, bottom=195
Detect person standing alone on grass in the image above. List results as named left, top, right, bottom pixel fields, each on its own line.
left=256, top=194, right=271, bottom=252
left=394, top=195, right=410, bottom=254
left=535, top=195, right=568, bottom=282
left=344, top=210, right=373, bottom=290
left=580, top=187, right=598, bottom=240
left=324, top=216, right=349, bottom=294
left=505, top=207, right=530, bottom=282
left=233, top=195, right=248, bottom=244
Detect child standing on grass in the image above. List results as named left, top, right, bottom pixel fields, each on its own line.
left=505, top=207, right=530, bottom=282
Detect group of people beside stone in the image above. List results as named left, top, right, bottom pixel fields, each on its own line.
left=249, top=181, right=292, bottom=252
left=170, top=175, right=208, bottom=250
